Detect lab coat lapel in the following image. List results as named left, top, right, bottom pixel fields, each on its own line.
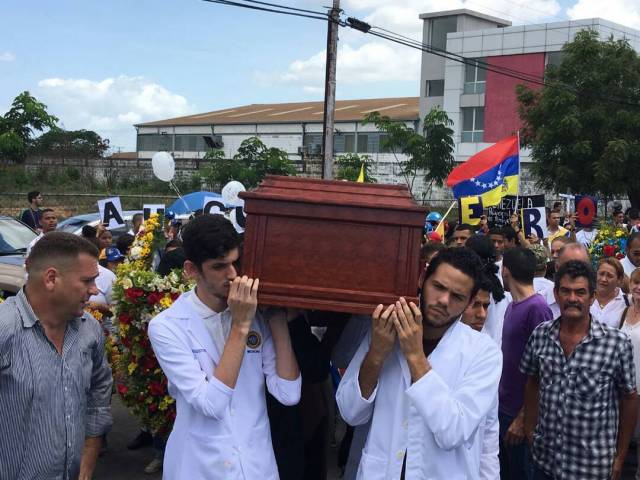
left=428, top=319, right=464, bottom=372
left=173, top=291, right=222, bottom=363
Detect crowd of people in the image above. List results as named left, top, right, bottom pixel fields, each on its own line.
left=2, top=190, right=640, bottom=480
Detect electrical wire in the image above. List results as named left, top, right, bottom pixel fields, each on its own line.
left=203, top=0, right=640, bottom=108
left=201, top=0, right=329, bottom=21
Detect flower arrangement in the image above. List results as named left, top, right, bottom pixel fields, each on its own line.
left=108, top=213, right=191, bottom=434
left=589, top=223, right=628, bottom=266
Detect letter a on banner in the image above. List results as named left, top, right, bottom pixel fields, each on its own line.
left=458, top=196, right=484, bottom=225
left=98, top=197, right=125, bottom=230
left=522, top=207, right=548, bottom=239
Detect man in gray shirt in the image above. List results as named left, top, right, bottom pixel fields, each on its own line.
left=0, top=231, right=113, bottom=480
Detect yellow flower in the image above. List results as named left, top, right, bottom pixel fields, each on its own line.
left=120, top=324, right=130, bottom=336
left=128, top=362, right=137, bottom=374
left=159, top=295, right=173, bottom=309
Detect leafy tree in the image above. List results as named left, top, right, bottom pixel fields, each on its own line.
left=201, top=137, right=296, bottom=189
left=0, top=91, right=59, bottom=162
left=335, top=153, right=377, bottom=182
left=517, top=30, right=640, bottom=207
left=31, top=128, right=110, bottom=157
left=363, top=107, right=455, bottom=200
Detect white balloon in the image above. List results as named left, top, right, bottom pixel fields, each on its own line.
left=221, top=180, right=246, bottom=206
left=151, top=152, right=175, bottom=182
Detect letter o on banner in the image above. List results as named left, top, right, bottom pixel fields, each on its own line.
left=576, top=196, right=596, bottom=228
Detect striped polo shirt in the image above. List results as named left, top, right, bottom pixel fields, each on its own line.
left=0, top=289, right=113, bottom=480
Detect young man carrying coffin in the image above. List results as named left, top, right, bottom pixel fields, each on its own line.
left=337, top=247, right=502, bottom=479
left=149, top=214, right=301, bottom=479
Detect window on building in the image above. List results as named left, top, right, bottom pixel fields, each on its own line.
left=426, top=79, right=445, bottom=97
left=464, top=58, right=487, bottom=94
left=174, top=135, right=209, bottom=151
left=137, top=134, right=173, bottom=151
left=430, top=16, right=457, bottom=50
left=546, top=51, right=565, bottom=67
left=461, top=107, right=484, bottom=143
left=334, top=133, right=355, bottom=153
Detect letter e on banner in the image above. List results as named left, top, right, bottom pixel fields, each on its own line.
left=143, top=204, right=165, bottom=220
left=98, top=197, right=125, bottom=230
left=575, top=195, right=597, bottom=228
left=458, top=196, right=483, bottom=225
left=203, top=196, right=225, bottom=216
left=522, top=207, right=548, bottom=239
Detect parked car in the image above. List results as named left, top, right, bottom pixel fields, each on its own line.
left=0, top=215, right=37, bottom=297
left=57, top=211, right=143, bottom=239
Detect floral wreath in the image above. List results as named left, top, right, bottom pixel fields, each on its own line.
left=108, top=213, right=191, bottom=434
left=588, top=222, right=628, bottom=268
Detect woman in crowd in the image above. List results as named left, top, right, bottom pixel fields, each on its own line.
left=591, top=258, right=628, bottom=328
left=620, top=268, right=640, bottom=480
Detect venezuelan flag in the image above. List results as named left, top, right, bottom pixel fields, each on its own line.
left=446, top=136, right=520, bottom=207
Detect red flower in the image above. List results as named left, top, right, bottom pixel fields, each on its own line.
left=149, top=381, right=165, bottom=396
left=166, top=410, right=176, bottom=421
left=117, top=384, right=129, bottom=396
left=119, top=313, right=132, bottom=325
left=125, top=288, right=145, bottom=302
left=603, top=245, right=616, bottom=257
left=148, top=403, right=158, bottom=413
left=616, top=253, right=625, bottom=260
left=143, top=355, right=158, bottom=371
left=170, top=292, right=181, bottom=301
left=147, top=292, right=163, bottom=306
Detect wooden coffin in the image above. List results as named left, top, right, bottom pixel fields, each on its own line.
left=238, top=176, right=427, bottom=315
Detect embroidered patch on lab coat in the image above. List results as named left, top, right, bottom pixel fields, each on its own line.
left=246, top=330, right=262, bottom=350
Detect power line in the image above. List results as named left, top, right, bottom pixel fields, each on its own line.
left=201, top=0, right=329, bottom=21
left=237, top=0, right=327, bottom=16
left=203, top=0, right=640, bottom=108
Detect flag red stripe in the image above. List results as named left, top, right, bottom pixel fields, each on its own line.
left=446, top=136, right=519, bottom=187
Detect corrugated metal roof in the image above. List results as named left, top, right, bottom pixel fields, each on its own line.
left=137, top=97, right=420, bottom=127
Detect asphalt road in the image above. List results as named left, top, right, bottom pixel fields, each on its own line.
left=95, top=396, right=639, bottom=480
left=94, top=396, right=343, bottom=480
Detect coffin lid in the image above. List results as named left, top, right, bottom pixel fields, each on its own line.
left=239, top=175, right=428, bottom=213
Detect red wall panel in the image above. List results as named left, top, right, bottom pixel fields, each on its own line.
left=484, top=53, right=545, bottom=142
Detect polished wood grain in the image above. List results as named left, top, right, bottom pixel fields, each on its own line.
left=239, top=176, right=426, bottom=315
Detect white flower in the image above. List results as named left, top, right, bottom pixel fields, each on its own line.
left=130, top=246, right=143, bottom=259
left=121, top=277, right=133, bottom=289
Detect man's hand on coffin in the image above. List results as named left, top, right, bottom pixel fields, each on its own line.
left=369, top=304, right=397, bottom=362
left=394, top=298, right=430, bottom=382
left=228, top=275, right=259, bottom=335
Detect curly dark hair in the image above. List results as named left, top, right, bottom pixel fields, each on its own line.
left=182, top=214, right=241, bottom=269
left=424, top=246, right=484, bottom=301
left=465, top=235, right=505, bottom=301
left=554, top=260, right=596, bottom=295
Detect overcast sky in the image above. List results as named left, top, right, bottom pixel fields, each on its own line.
left=2, top=0, right=638, bottom=151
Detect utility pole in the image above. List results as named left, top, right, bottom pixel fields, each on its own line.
left=321, top=0, right=340, bottom=180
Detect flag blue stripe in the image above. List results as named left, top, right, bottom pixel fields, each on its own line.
left=452, top=155, right=519, bottom=199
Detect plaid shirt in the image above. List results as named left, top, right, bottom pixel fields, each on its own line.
left=520, top=317, right=636, bottom=480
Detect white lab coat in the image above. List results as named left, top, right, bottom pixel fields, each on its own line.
left=148, top=291, right=301, bottom=480
left=336, top=320, right=502, bottom=480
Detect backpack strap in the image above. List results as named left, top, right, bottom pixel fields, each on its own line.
left=624, top=293, right=630, bottom=307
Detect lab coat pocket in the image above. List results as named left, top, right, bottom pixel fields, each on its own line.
left=185, top=430, right=240, bottom=480
left=357, top=451, right=389, bottom=480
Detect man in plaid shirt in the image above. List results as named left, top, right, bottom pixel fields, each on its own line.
left=520, top=260, right=638, bottom=480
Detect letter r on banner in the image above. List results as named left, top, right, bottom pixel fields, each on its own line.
left=458, top=196, right=483, bottom=225
left=522, top=207, right=548, bottom=239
